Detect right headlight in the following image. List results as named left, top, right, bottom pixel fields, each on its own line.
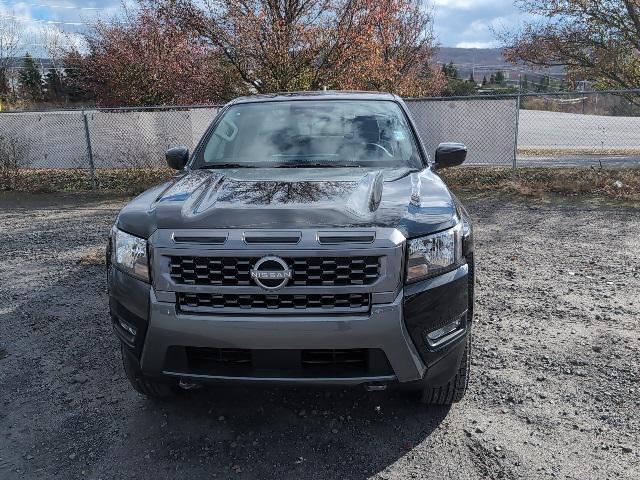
left=111, top=227, right=150, bottom=283
left=406, top=223, right=462, bottom=283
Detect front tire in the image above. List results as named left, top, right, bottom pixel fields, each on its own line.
left=421, top=334, right=471, bottom=405
left=121, top=345, right=177, bottom=398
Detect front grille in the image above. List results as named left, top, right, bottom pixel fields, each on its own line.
left=178, top=292, right=370, bottom=313
left=169, top=256, right=380, bottom=287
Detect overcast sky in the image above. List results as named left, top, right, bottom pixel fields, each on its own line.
left=1, top=0, right=528, bottom=49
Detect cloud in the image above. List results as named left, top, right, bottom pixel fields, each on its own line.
left=433, top=0, right=528, bottom=47
left=0, top=1, right=121, bottom=56
left=455, top=41, right=499, bottom=49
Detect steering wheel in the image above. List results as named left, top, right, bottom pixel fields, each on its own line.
left=365, top=143, right=394, bottom=157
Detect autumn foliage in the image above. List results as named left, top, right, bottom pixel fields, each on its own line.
left=503, top=0, right=640, bottom=91
left=69, top=0, right=444, bottom=106
left=68, top=2, right=246, bottom=106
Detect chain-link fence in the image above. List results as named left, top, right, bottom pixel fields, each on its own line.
left=0, top=105, right=219, bottom=170
left=407, top=89, right=640, bottom=169
left=1, top=90, right=639, bottom=189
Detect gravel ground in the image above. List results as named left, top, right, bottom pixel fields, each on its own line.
left=0, top=192, right=638, bottom=480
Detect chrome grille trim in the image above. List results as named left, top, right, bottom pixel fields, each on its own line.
left=151, top=228, right=406, bottom=302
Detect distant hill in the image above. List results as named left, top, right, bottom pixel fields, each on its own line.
left=436, top=47, right=509, bottom=69
left=435, top=47, right=565, bottom=85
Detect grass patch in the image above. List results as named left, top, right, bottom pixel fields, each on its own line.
left=2, top=166, right=639, bottom=202
left=518, top=148, right=640, bottom=157
left=441, top=167, right=640, bottom=201
left=1, top=168, right=174, bottom=194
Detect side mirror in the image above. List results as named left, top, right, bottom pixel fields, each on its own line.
left=165, top=146, right=189, bottom=170
left=434, top=143, right=467, bottom=169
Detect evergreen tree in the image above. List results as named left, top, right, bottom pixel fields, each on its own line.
left=489, top=73, right=496, bottom=84
left=482, top=75, right=487, bottom=86
left=441, top=61, right=458, bottom=79
left=469, top=72, right=475, bottom=83
left=522, top=75, right=529, bottom=91
left=18, top=53, right=43, bottom=102
left=0, top=71, right=10, bottom=99
left=494, top=70, right=505, bottom=85
left=62, top=53, right=94, bottom=104
left=44, top=68, right=65, bottom=103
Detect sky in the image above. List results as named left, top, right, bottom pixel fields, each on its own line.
left=0, top=0, right=528, bottom=53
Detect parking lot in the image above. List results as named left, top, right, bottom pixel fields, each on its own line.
left=0, top=191, right=638, bottom=479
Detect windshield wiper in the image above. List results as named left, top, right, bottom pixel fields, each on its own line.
left=199, top=163, right=258, bottom=169
left=271, top=163, right=364, bottom=168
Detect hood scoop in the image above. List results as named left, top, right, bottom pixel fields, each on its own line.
left=344, top=171, right=384, bottom=219
left=181, top=173, right=227, bottom=218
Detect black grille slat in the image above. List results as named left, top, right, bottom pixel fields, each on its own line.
left=178, top=293, right=370, bottom=312
left=175, top=347, right=392, bottom=378
left=169, top=256, right=380, bottom=287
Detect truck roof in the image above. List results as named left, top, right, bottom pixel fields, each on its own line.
left=229, top=90, right=400, bottom=105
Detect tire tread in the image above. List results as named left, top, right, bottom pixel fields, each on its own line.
left=421, top=334, right=471, bottom=405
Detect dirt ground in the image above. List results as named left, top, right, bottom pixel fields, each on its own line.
left=0, top=191, right=638, bottom=480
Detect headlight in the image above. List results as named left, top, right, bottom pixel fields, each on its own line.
left=406, top=223, right=462, bottom=283
left=111, top=228, right=150, bottom=282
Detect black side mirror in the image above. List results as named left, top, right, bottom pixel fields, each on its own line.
left=434, top=143, right=467, bottom=169
left=165, top=146, right=189, bottom=170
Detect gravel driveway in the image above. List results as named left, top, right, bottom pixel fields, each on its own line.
left=0, top=192, right=638, bottom=479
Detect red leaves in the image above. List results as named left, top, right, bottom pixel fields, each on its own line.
left=68, top=0, right=444, bottom=104
left=69, top=1, right=245, bottom=106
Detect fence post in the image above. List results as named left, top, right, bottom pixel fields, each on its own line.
left=82, top=110, right=96, bottom=190
left=512, top=88, right=522, bottom=176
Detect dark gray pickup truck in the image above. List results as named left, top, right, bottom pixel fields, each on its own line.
left=107, top=91, right=474, bottom=405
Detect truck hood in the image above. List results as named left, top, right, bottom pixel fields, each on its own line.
left=116, top=167, right=459, bottom=239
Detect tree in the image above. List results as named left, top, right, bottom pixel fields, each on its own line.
left=502, top=0, right=640, bottom=91
left=44, top=68, right=65, bottom=103
left=18, top=53, right=43, bottom=102
left=70, top=0, right=245, bottom=106
left=442, top=61, right=458, bottom=79
left=0, top=17, right=23, bottom=100
left=63, top=51, right=95, bottom=104
left=339, top=0, right=445, bottom=96
left=482, top=75, right=487, bottom=86
left=489, top=73, right=496, bottom=84
left=171, top=0, right=444, bottom=97
left=494, top=70, right=505, bottom=86
left=469, top=72, right=475, bottom=83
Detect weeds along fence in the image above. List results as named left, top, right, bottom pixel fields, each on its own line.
left=1, top=90, right=639, bottom=190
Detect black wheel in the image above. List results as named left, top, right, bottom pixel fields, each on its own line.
left=421, top=334, right=471, bottom=405
left=121, top=345, right=177, bottom=398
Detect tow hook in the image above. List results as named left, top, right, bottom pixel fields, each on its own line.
left=364, top=382, right=387, bottom=392
left=178, top=379, right=202, bottom=390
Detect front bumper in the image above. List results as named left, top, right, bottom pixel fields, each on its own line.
left=110, top=263, right=471, bottom=386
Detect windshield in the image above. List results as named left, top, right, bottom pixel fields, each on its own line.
left=196, top=100, right=423, bottom=169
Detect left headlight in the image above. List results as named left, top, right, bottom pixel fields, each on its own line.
left=406, top=223, right=462, bottom=283
left=111, top=227, right=150, bottom=282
